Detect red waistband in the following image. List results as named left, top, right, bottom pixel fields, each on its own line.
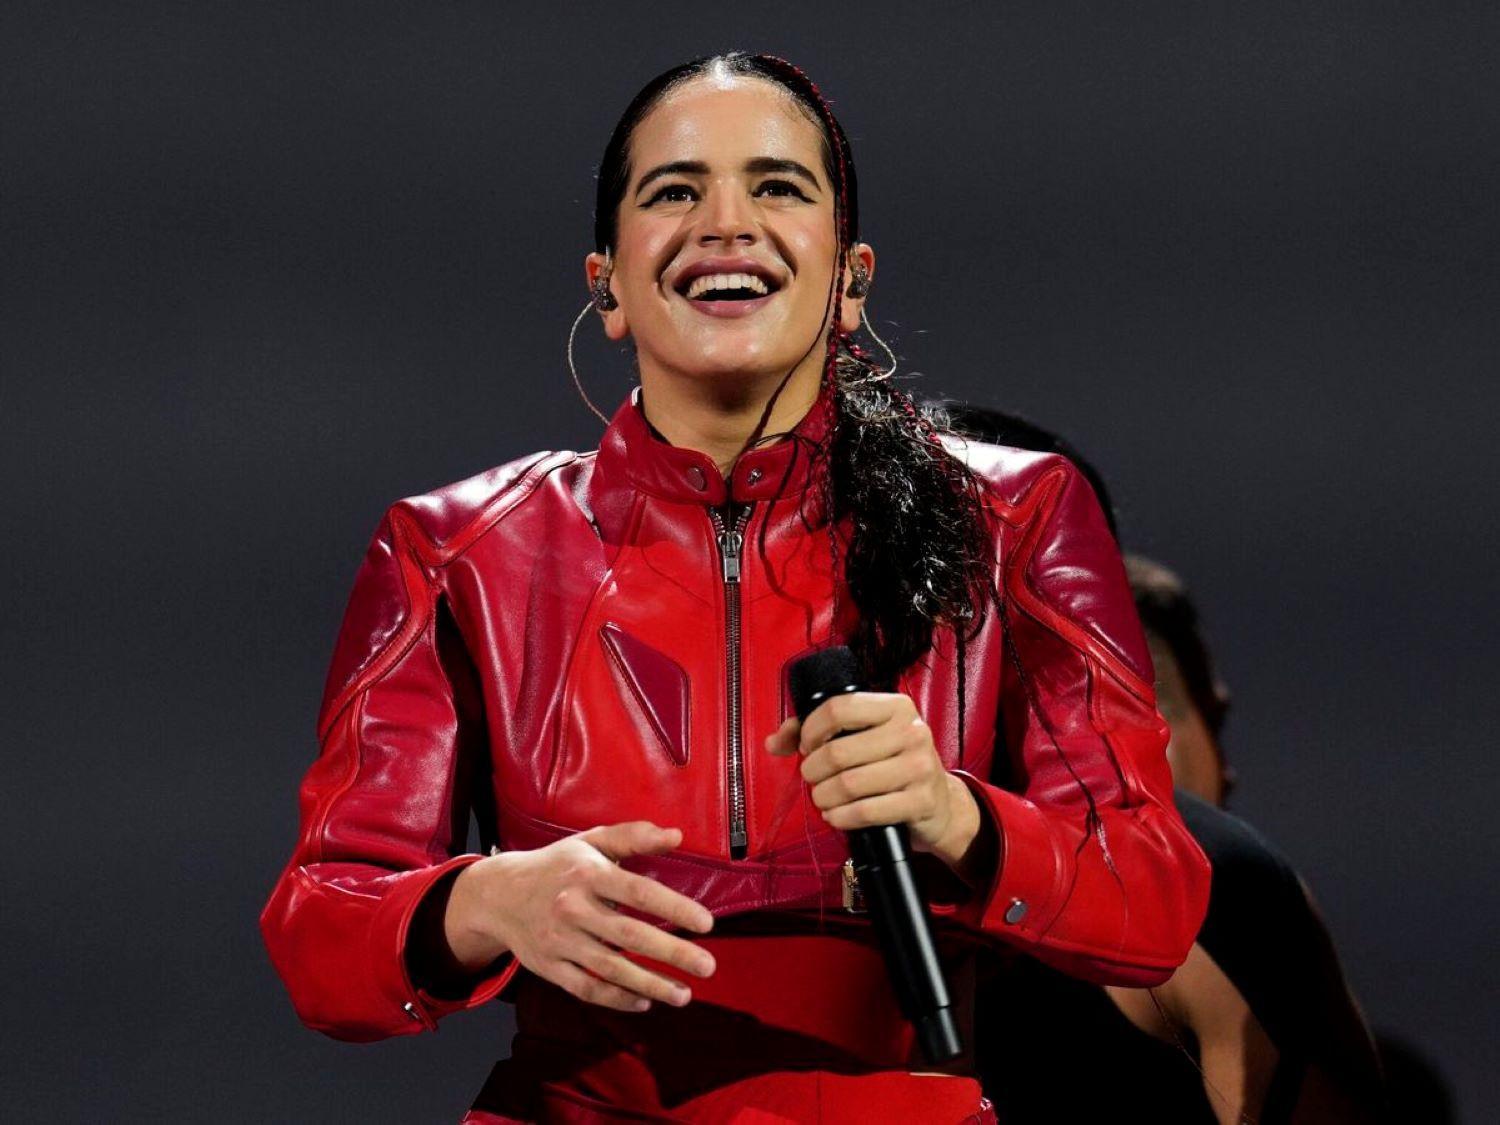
left=479, top=931, right=986, bottom=1121
left=466, top=1070, right=994, bottom=1124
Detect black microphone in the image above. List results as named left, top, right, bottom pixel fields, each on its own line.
left=788, top=647, right=962, bottom=1064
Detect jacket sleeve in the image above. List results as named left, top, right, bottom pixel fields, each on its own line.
left=950, top=456, right=1211, bottom=986
left=259, top=505, right=518, bottom=1041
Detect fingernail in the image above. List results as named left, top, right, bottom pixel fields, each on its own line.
left=694, top=954, right=716, bottom=977
left=632, top=998, right=650, bottom=1012
left=671, top=985, right=691, bottom=1006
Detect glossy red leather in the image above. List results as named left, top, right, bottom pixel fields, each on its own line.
left=465, top=930, right=997, bottom=1121
left=261, top=391, right=1211, bottom=1087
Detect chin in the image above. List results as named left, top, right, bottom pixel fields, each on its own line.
left=672, top=343, right=803, bottom=384
left=690, top=360, right=794, bottom=390
left=698, top=334, right=826, bottom=379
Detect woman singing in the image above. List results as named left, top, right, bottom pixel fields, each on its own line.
left=261, top=52, right=1211, bottom=1122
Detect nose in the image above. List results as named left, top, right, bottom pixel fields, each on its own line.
left=696, top=180, right=758, bottom=246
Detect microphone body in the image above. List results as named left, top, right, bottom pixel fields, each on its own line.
left=788, top=647, right=963, bottom=1065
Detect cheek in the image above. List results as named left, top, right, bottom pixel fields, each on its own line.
left=784, top=229, right=841, bottom=311
left=789, top=220, right=839, bottom=270
left=612, top=221, right=674, bottom=288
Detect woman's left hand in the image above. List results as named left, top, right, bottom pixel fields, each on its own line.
left=765, top=692, right=983, bottom=875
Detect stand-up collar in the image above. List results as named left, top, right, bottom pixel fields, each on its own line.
left=592, top=388, right=831, bottom=510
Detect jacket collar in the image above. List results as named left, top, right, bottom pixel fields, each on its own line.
left=590, top=388, right=831, bottom=535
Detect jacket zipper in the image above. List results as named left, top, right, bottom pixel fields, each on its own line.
left=711, top=503, right=752, bottom=859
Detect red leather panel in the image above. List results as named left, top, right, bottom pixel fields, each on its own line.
left=599, top=621, right=693, bottom=767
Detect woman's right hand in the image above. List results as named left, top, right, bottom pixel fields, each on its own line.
left=443, top=821, right=717, bottom=1012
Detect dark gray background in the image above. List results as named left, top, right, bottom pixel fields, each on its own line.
left=5, top=1, right=1496, bottom=1120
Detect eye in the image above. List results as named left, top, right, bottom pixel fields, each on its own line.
left=644, top=183, right=697, bottom=206
left=754, top=179, right=812, bottom=201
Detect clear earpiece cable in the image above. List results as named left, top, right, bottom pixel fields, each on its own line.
left=566, top=300, right=612, bottom=426
left=860, top=307, right=899, bottom=379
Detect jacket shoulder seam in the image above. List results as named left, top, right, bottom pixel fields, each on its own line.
left=986, top=461, right=1155, bottom=701
left=396, top=450, right=579, bottom=569
left=316, top=451, right=577, bottom=740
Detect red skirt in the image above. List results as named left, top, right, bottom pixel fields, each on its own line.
left=461, top=930, right=995, bottom=1123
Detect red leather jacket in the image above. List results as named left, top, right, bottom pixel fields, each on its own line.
left=261, top=393, right=1209, bottom=1119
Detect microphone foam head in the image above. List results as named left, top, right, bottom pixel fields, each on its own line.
left=789, top=646, right=862, bottom=721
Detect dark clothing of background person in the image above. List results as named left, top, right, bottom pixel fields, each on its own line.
left=975, top=790, right=1384, bottom=1123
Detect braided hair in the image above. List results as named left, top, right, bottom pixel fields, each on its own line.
left=593, top=53, right=994, bottom=690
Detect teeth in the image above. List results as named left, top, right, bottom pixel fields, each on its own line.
left=684, top=272, right=771, bottom=300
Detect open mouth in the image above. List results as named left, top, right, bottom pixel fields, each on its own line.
left=676, top=271, right=782, bottom=303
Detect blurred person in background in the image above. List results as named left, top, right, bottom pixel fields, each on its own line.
left=942, top=403, right=1394, bottom=1123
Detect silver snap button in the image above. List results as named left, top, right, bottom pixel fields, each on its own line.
left=746, top=468, right=764, bottom=485
left=686, top=465, right=708, bottom=491
left=1003, top=899, right=1028, bottom=925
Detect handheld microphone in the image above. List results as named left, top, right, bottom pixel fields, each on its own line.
left=788, top=647, right=962, bottom=1064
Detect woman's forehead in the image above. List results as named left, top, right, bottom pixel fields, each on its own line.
left=630, top=76, right=824, bottom=169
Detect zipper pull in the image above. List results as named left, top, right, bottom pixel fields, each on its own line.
left=842, top=858, right=867, bottom=913
left=718, top=526, right=743, bottom=583
left=730, top=826, right=748, bottom=853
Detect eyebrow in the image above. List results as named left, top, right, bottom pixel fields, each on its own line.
left=746, top=157, right=823, bottom=189
left=632, top=156, right=824, bottom=196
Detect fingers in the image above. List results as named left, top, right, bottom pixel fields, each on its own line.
left=582, top=821, right=685, bottom=861
left=597, top=864, right=715, bottom=935
left=806, top=753, right=929, bottom=812
left=771, top=693, right=948, bottom=844
left=581, top=902, right=717, bottom=981
left=821, top=791, right=928, bottom=833
left=547, top=959, right=658, bottom=1013
left=763, top=694, right=922, bottom=766
left=499, top=824, right=722, bottom=1015
left=798, top=713, right=931, bottom=786
left=568, top=931, right=697, bottom=1008
left=795, top=692, right=915, bottom=754
left=765, top=715, right=801, bottom=756
left=543, top=882, right=710, bottom=1011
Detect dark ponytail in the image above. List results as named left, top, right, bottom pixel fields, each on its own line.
left=826, top=354, right=993, bottom=686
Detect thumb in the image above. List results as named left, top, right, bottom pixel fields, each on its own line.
left=582, top=821, right=684, bottom=862
left=765, top=715, right=802, bottom=756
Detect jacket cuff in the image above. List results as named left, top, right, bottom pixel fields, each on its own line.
left=368, top=854, right=520, bottom=1031
left=945, top=771, right=1070, bottom=940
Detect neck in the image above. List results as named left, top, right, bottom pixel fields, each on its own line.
left=637, top=361, right=826, bottom=475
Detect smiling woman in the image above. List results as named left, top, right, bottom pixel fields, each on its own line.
left=260, top=52, right=1212, bottom=1122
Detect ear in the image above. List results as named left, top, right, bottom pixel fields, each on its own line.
left=584, top=251, right=630, bottom=341
left=837, top=242, right=875, bottom=334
